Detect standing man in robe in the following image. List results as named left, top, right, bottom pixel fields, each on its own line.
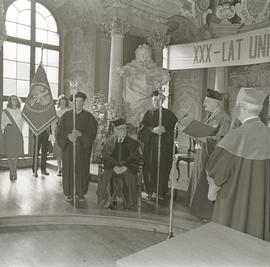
left=206, top=87, right=270, bottom=241
left=187, top=89, right=230, bottom=220
left=97, top=118, right=140, bottom=209
left=138, top=90, right=178, bottom=200
left=56, top=92, right=97, bottom=202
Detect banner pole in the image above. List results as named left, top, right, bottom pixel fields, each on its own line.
left=72, top=91, right=76, bottom=209
left=34, top=133, right=39, bottom=178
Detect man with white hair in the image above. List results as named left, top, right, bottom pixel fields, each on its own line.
left=188, top=88, right=231, bottom=220
left=206, top=87, right=270, bottom=241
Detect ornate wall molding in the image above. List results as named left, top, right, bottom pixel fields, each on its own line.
left=102, top=16, right=131, bottom=35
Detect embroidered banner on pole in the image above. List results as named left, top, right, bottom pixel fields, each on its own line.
left=168, top=27, right=270, bottom=70
left=22, top=64, right=57, bottom=135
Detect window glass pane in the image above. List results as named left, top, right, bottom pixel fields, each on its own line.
left=3, top=42, right=17, bottom=60
left=50, top=83, right=58, bottom=99
left=46, top=16, right=57, bottom=32
left=6, top=21, right=17, bottom=37
left=3, top=60, right=17, bottom=79
left=3, top=79, right=17, bottom=96
left=6, top=4, right=19, bottom=22
left=48, top=31, right=59, bottom=45
left=17, top=44, right=30, bottom=63
left=17, top=9, right=31, bottom=26
left=17, top=80, right=30, bottom=97
left=36, top=28, right=47, bottom=43
left=17, top=24, right=31, bottom=40
left=47, top=66, right=58, bottom=83
left=36, top=3, right=51, bottom=18
left=35, top=47, right=48, bottom=65
left=13, top=0, right=31, bottom=11
left=36, top=12, right=47, bottom=30
left=47, top=50, right=59, bottom=67
left=17, top=62, right=30, bottom=80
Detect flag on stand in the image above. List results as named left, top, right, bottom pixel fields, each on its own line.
left=22, top=64, right=57, bottom=135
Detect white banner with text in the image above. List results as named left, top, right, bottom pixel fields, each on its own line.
left=168, top=27, right=270, bottom=70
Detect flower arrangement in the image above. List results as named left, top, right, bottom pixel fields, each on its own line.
left=89, top=92, right=131, bottom=162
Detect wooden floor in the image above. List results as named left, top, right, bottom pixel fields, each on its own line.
left=0, top=164, right=203, bottom=266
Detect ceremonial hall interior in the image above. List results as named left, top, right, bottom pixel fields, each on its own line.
left=0, top=0, right=270, bottom=266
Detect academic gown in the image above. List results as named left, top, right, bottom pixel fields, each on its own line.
left=56, top=109, right=97, bottom=197
left=97, top=135, right=140, bottom=209
left=206, top=118, right=270, bottom=241
left=138, top=108, right=178, bottom=196
left=187, top=108, right=231, bottom=219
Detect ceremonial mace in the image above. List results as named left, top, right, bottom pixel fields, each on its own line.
left=70, top=81, right=78, bottom=208
left=168, top=112, right=188, bottom=239
left=33, top=44, right=45, bottom=177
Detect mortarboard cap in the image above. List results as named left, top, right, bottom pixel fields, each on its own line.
left=236, top=87, right=268, bottom=111
left=111, top=118, right=126, bottom=127
left=206, top=89, right=224, bottom=101
left=69, top=91, right=87, bottom=101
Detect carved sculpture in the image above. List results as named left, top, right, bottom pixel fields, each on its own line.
left=118, top=44, right=170, bottom=127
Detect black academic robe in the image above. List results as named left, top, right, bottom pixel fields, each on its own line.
left=56, top=109, right=97, bottom=197
left=138, top=108, right=178, bottom=196
left=97, top=135, right=140, bottom=209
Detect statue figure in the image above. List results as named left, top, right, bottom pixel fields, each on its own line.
left=118, top=44, right=170, bottom=127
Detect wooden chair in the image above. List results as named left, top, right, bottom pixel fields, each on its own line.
left=97, top=154, right=143, bottom=212
left=175, top=137, right=195, bottom=182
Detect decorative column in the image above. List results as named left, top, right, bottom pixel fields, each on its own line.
left=104, top=16, right=131, bottom=105
left=146, top=31, right=171, bottom=67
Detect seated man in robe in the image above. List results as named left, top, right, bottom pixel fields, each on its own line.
left=206, top=87, right=270, bottom=241
left=97, top=118, right=140, bottom=209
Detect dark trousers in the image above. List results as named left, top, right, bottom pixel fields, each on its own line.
left=32, top=131, right=49, bottom=172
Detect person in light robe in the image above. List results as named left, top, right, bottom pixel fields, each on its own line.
left=187, top=89, right=231, bottom=220
left=206, top=87, right=270, bottom=241
left=1, top=95, right=24, bottom=180
left=97, top=118, right=140, bottom=209
left=56, top=92, right=97, bottom=202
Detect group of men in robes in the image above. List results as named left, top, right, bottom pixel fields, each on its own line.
left=55, top=87, right=270, bottom=242
left=96, top=90, right=177, bottom=208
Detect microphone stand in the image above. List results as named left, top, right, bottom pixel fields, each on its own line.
left=168, top=113, right=188, bottom=239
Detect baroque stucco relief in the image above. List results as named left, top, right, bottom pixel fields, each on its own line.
left=64, top=26, right=96, bottom=109
left=171, top=69, right=204, bottom=152
left=228, top=63, right=270, bottom=111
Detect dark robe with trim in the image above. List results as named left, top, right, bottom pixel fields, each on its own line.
left=206, top=118, right=270, bottom=241
left=187, top=108, right=231, bottom=219
left=97, top=135, right=140, bottom=209
left=56, top=109, right=97, bottom=197
left=138, top=108, right=178, bottom=196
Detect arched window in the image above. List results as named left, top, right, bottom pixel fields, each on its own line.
left=1, top=0, right=60, bottom=154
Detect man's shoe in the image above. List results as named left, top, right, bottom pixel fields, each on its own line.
left=76, top=195, right=86, bottom=202
left=41, top=170, right=50, bottom=176
left=65, top=196, right=73, bottom=202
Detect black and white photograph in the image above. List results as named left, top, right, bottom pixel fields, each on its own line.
left=0, top=0, right=269, bottom=266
